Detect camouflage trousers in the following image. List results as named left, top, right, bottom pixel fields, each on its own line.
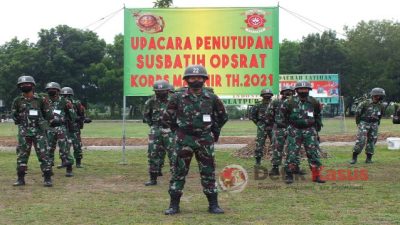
left=67, top=129, right=83, bottom=160
left=255, top=123, right=273, bottom=158
left=169, top=132, right=217, bottom=195
left=47, top=125, right=74, bottom=166
left=353, top=121, right=379, bottom=155
left=284, top=126, right=322, bottom=172
left=16, top=132, right=52, bottom=173
left=147, top=126, right=175, bottom=174
left=271, top=127, right=288, bottom=166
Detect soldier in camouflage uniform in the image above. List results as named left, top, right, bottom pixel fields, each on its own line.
left=60, top=87, right=86, bottom=168
left=281, top=80, right=325, bottom=184
left=163, top=65, right=228, bottom=215
left=267, top=85, right=295, bottom=175
left=251, top=88, right=274, bottom=166
left=350, top=88, right=385, bottom=164
left=45, top=82, right=76, bottom=177
left=11, top=75, right=53, bottom=187
left=143, top=80, right=176, bottom=186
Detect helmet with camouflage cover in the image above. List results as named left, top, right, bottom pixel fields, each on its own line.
left=183, top=64, right=208, bottom=80
left=153, top=80, right=170, bottom=91
left=45, top=82, right=61, bottom=91
left=260, top=88, right=273, bottom=96
left=370, top=87, right=385, bottom=96
left=17, top=75, right=36, bottom=86
left=295, top=80, right=312, bottom=90
left=168, top=83, right=175, bottom=93
left=61, top=87, right=74, bottom=96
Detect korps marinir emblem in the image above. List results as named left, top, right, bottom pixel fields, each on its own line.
left=243, top=9, right=268, bottom=33
left=133, top=11, right=165, bottom=34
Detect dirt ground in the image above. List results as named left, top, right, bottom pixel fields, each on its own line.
left=0, top=132, right=398, bottom=147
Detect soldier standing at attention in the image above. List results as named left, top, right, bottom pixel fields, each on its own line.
left=60, top=87, right=86, bottom=168
left=281, top=80, right=325, bottom=184
left=350, top=88, right=385, bottom=164
left=143, top=80, right=175, bottom=185
left=268, top=86, right=295, bottom=175
left=251, top=88, right=274, bottom=166
left=11, top=75, right=54, bottom=187
left=163, top=65, right=228, bottom=215
left=45, top=82, right=76, bottom=177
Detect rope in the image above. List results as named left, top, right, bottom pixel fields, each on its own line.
left=84, top=7, right=124, bottom=31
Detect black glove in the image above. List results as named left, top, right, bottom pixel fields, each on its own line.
left=50, top=118, right=61, bottom=127
left=83, top=117, right=92, bottom=123
left=212, top=131, right=220, bottom=142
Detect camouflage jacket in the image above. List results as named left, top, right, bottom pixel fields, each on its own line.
left=355, top=99, right=384, bottom=124
left=162, top=88, right=228, bottom=135
left=48, top=95, right=76, bottom=127
left=267, top=97, right=287, bottom=128
left=143, top=95, right=169, bottom=127
left=281, top=96, right=322, bottom=130
left=11, top=93, right=52, bottom=136
left=65, top=96, right=85, bottom=131
left=250, top=99, right=273, bottom=127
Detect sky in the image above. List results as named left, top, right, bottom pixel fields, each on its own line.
left=0, top=0, right=399, bottom=45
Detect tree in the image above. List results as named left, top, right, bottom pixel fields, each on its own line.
left=280, top=39, right=301, bottom=74
left=153, top=0, right=173, bottom=8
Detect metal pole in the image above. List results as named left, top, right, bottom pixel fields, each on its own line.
left=120, top=95, right=127, bottom=165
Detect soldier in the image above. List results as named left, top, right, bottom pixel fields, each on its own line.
left=45, top=82, right=76, bottom=177
left=11, top=75, right=53, bottom=187
left=60, top=87, right=86, bottom=168
left=250, top=88, right=274, bottom=166
left=281, top=80, right=325, bottom=184
left=163, top=65, right=228, bottom=215
left=268, top=85, right=295, bottom=175
left=350, top=88, right=385, bottom=164
left=143, top=80, right=175, bottom=186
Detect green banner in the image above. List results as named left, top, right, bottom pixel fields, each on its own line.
left=124, top=7, right=279, bottom=96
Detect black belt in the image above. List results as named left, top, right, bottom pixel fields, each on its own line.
left=177, top=128, right=208, bottom=136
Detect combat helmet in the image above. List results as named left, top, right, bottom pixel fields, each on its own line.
left=370, top=87, right=385, bottom=96
left=295, top=80, right=312, bottom=90
left=280, top=85, right=294, bottom=94
left=61, top=87, right=74, bottom=96
left=17, top=75, right=36, bottom=86
left=45, top=82, right=61, bottom=91
left=260, top=88, right=273, bottom=96
left=183, top=65, right=208, bottom=80
left=153, top=80, right=170, bottom=91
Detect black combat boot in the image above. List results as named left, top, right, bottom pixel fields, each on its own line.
left=293, top=165, right=307, bottom=175
left=13, top=171, right=26, bottom=186
left=164, top=192, right=181, bottom=215
left=269, top=165, right=280, bottom=176
left=285, top=170, right=294, bottom=184
left=43, top=171, right=53, bottom=187
left=144, top=172, right=158, bottom=186
left=311, top=165, right=326, bottom=183
left=350, top=152, right=359, bottom=164
left=365, top=153, right=373, bottom=163
left=206, top=193, right=224, bottom=214
left=158, top=170, right=163, bottom=177
left=76, top=158, right=83, bottom=168
left=66, top=165, right=74, bottom=177
left=255, top=157, right=261, bottom=166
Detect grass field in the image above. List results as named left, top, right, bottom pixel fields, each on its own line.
left=1, top=146, right=399, bottom=224
left=0, top=118, right=399, bottom=138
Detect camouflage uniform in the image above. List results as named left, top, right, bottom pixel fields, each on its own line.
left=251, top=89, right=273, bottom=164
left=46, top=82, right=76, bottom=177
left=164, top=65, right=228, bottom=215
left=12, top=75, right=53, bottom=186
left=351, top=88, right=385, bottom=164
left=143, top=84, right=175, bottom=185
left=281, top=80, right=324, bottom=184
left=268, top=86, right=295, bottom=172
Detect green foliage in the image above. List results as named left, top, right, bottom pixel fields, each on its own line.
left=153, top=0, right=173, bottom=8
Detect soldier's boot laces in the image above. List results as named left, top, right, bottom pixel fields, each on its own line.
left=350, top=152, right=359, bottom=164
left=365, top=153, right=373, bottom=163
left=255, top=157, right=261, bottom=166
left=43, top=171, right=53, bottom=187
left=164, top=193, right=181, bottom=215
left=206, top=193, right=224, bottom=214
left=269, top=165, right=280, bottom=176
left=13, top=172, right=26, bottom=186
left=285, top=171, right=294, bottom=184
left=76, top=158, right=83, bottom=168
left=65, top=165, right=74, bottom=177
left=144, top=173, right=158, bottom=186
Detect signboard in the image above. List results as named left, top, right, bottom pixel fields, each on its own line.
left=124, top=7, right=279, bottom=96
